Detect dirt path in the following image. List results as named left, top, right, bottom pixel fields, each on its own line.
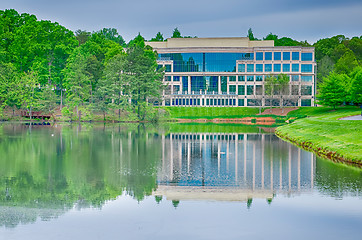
left=259, top=107, right=298, bottom=116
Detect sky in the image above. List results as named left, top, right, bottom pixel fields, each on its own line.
left=1, top=0, right=362, bottom=44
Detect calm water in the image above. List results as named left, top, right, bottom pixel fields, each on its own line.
left=0, top=123, right=361, bottom=240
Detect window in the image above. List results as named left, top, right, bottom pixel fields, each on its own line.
left=157, top=65, right=163, bottom=71
left=173, top=76, right=180, bottom=81
left=292, top=64, right=299, bottom=72
left=256, top=64, right=263, bottom=72
left=238, top=64, right=245, bottom=72
left=255, top=75, right=263, bottom=81
left=247, top=85, right=254, bottom=95
left=274, top=64, right=281, bottom=72
left=229, top=85, right=236, bottom=94
left=247, top=99, right=262, bottom=106
left=301, top=53, right=313, bottom=61
left=229, top=76, right=236, bottom=81
left=292, top=52, right=300, bottom=61
left=255, top=85, right=263, bottom=95
left=238, top=85, right=245, bottom=95
left=291, top=75, right=299, bottom=81
left=283, top=64, right=290, bottom=72
left=238, top=99, right=244, bottom=106
left=221, top=76, right=227, bottom=93
left=301, top=64, right=313, bottom=73
left=247, top=76, right=254, bottom=81
left=283, top=52, right=290, bottom=61
left=165, top=65, right=172, bottom=72
left=265, top=52, right=272, bottom=60
left=291, top=85, right=299, bottom=95
left=247, top=64, right=254, bottom=72
left=301, top=86, right=312, bottom=95
left=301, top=75, right=313, bottom=82
left=274, top=52, right=281, bottom=60
left=256, top=52, right=263, bottom=61
left=265, top=64, right=272, bottom=72
left=238, top=76, right=245, bottom=81
left=301, top=99, right=312, bottom=106
left=182, top=76, right=188, bottom=92
left=173, top=85, right=180, bottom=93
left=164, top=76, right=171, bottom=81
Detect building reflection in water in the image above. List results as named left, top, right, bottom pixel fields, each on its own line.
left=155, top=133, right=315, bottom=202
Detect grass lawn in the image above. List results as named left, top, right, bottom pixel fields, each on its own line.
left=163, top=107, right=263, bottom=119
left=276, top=106, right=362, bottom=164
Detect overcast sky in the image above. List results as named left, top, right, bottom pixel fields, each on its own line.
left=2, top=0, right=362, bottom=43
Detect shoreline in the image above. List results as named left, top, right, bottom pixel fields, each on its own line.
left=275, top=130, right=362, bottom=168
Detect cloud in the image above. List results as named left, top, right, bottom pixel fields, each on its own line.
left=1, top=0, right=361, bottom=43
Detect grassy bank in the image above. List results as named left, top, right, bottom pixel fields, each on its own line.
left=163, top=107, right=264, bottom=119
left=276, top=106, right=362, bottom=165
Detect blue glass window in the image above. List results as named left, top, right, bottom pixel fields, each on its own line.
left=274, top=52, right=281, bottom=60
left=182, top=76, right=188, bottom=92
left=206, top=76, right=218, bottom=93
left=292, top=64, right=299, bottom=72
left=256, top=64, right=263, bottom=72
left=165, top=65, right=172, bottom=72
left=229, top=85, right=236, bottom=94
left=301, top=75, right=313, bottom=82
left=291, top=75, right=299, bottom=81
left=247, top=76, right=254, bottom=81
left=238, top=99, right=244, bottom=106
left=274, top=64, right=281, bottom=72
left=247, top=64, right=254, bottom=72
left=256, top=52, right=263, bottom=61
left=247, top=86, right=254, bottom=95
left=301, top=99, right=311, bottom=106
left=238, top=64, right=245, bottom=72
left=301, top=53, right=313, bottom=61
left=159, top=52, right=254, bottom=73
left=265, top=64, right=272, bottom=72
left=164, top=76, right=171, bottom=81
left=221, top=76, right=227, bottom=93
left=238, top=85, right=245, bottom=95
left=283, top=52, right=290, bottom=61
left=173, top=76, right=180, bottom=81
left=238, top=76, right=245, bottom=81
left=229, top=76, right=236, bottom=81
left=255, top=75, right=263, bottom=81
left=301, top=64, right=313, bottom=72
left=265, top=52, right=272, bottom=60
left=191, top=76, right=206, bottom=92
left=292, top=52, right=300, bottom=60
left=283, top=64, right=290, bottom=72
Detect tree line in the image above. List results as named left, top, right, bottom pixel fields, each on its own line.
left=0, top=9, right=361, bottom=121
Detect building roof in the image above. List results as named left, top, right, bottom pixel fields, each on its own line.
left=146, top=37, right=274, bottom=49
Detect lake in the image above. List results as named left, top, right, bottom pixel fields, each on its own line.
left=0, top=123, right=361, bottom=240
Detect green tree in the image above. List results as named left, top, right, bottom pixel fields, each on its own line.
left=150, top=32, right=164, bottom=42
left=97, top=28, right=126, bottom=46
left=36, top=85, right=59, bottom=120
left=317, top=73, right=348, bottom=109
left=334, top=50, right=359, bottom=75
left=75, top=29, right=91, bottom=45
left=349, top=67, right=362, bottom=105
left=247, top=28, right=256, bottom=40
left=265, top=74, right=290, bottom=111
left=63, top=49, right=92, bottom=121
left=171, top=28, right=182, bottom=38
left=317, top=55, right=334, bottom=82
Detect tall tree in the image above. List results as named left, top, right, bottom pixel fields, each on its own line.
left=150, top=32, right=164, bottom=42
left=75, top=29, right=91, bottom=45
left=171, top=28, right=182, bottom=38
left=97, top=28, right=126, bottom=46
left=317, top=73, right=348, bottom=109
left=349, top=67, right=362, bottom=105
left=247, top=28, right=256, bottom=40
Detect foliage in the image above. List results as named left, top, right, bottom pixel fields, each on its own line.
left=247, top=28, right=256, bottom=40
left=171, top=27, right=182, bottom=38
left=349, top=67, right=362, bottom=105
left=150, top=32, right=164, bottom=42
left=317, top=73, right=348, bottom=109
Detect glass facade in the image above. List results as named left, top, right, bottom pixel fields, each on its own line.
left=157, top=45, right=314, bottom=107
left=159, top=53, right=254, bottom=72
left=283, top=52, right=290, bottom=61
left=301, top=53, right=313, bottom=61
left=265, top=52, right=272, bottom=60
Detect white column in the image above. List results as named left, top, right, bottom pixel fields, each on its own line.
left=188, top=76, right=191, bottom=94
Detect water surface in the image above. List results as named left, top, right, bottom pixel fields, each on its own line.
left=0, top=123, right=361, bottom=240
